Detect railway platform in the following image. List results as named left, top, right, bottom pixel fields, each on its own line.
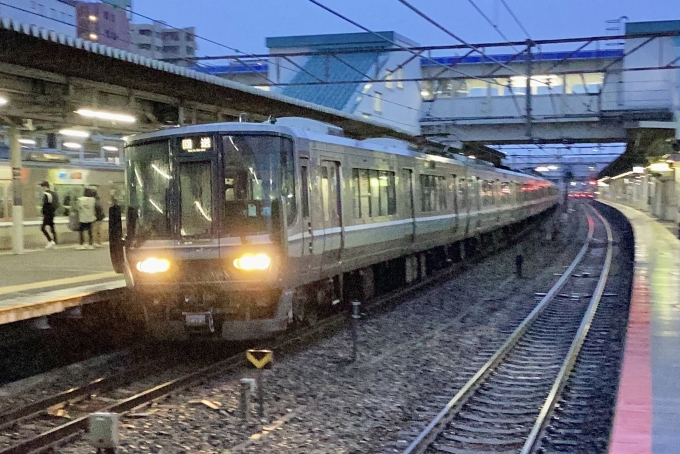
left=602, top=201, right=680, bottom=454
left=0, top=244, right=125, bottom=326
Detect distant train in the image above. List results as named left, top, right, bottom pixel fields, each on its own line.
left=109, top=118, right=559, bottom=340
left=0, top=149, right=125, bottom=249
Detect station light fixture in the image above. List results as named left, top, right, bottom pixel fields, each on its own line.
left=88, top=15, right=98, bottom=22
left=89, top=33, right=98, bottom=41
left=547, top=165, right=559, bottom=170
left=649, top=162, right=671, bottom=172
left=59, top=129, right=90, bottom=138
left=102, top=145, right=119, bottom=152
left=18, top=138, right=36, bottom=145
left=62, top=142, right=83, bottom=149
left=633, top=166, right=645, bottom=174
left=0, top=96, right=7, bottom=106
left=535, top=166, right=550, bottom=172
left=76, top=108, right=135, bottom=124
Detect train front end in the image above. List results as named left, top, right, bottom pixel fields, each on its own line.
left=111, top=125, right=298, bottom=340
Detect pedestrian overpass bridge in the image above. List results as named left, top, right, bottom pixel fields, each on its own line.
left=418, top=25, right=680, bottom=146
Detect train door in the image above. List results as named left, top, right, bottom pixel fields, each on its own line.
left=402, top=169, right=415, bottom=242
left=451, top=175, right=459, bottom=233
left=320, top=160, right=343, bottom=270
left=474, top=177, right=482, bottom=232
left=299, top=158, right=321, bottom=276
left=178, top=156, right=218, bottom=242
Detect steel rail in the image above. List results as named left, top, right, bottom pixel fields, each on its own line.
left=0, top=214, right=548, bottom=454
left=520, top=203, right=613, bottom=453
left=402, top=207, right=596, bottom=454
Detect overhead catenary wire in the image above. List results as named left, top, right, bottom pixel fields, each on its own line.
left=396, top=0, right=533, bottom=80
left=499, top=0, right=532, bottom=40
left=306, top=0, right=510, bottom=89
left=122, top=1, right=439, bottom=125
left=467, top=0, right=520, bottom=52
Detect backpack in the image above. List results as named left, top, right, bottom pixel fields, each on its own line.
left=49, top=191, right=60, bottom=212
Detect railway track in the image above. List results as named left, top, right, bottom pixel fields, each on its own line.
left=400, top=204, right=614, bottom=454
left=0, top=213, right=563, bottom=454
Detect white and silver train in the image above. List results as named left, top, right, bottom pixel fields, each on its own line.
left=109, top=118, right=559, bottom=340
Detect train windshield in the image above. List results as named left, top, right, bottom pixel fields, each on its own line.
left=221, top=134, right=296, bottom=236
left=127, top=140, right=172, bottom=240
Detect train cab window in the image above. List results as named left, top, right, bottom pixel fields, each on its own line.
left=127, top=140, right=172, bottom=240
left=222, top=134, right=296, bottom=235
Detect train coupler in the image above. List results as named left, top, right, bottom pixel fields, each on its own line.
left=181, top=311, right=215, bottom=333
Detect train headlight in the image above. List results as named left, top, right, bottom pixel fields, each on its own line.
left=136, top=257, right=171, bottom=274
left=233, top=253, right=271, bottom=271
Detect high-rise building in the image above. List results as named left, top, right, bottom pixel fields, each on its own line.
left=130, top=22, right=197, bottom=64
left=0, top=0, right=77, bottom=37
left=74, top=1, right=130, bottom=50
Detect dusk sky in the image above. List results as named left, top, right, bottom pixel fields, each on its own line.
left=132, top=0, right=680, bottom=57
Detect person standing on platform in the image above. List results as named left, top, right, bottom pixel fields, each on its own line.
left=93, top=191, right=105, bottom=247
left=39, top=181, right=57, bottom=248
left=76, top=188, right=96, bottom=250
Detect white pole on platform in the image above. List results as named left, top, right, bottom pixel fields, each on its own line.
left=9, top=127, right=23, bottom=255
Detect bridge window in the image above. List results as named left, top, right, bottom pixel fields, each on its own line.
left=374, top=92, right=383, bottom=113
left=139, top=29, right=152, bottom=36
left=566, top=73, right=603, bottom=94
left=385, top=71, right=393, bottom=89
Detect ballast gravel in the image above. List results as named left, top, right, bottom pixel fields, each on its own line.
left=52, top=212, right=589, bottom=453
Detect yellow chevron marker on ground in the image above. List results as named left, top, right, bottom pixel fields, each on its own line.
left=246, top=349, right=273, bottom=369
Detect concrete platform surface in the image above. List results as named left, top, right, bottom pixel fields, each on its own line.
left=0, top=244, right=120, bottom=300
left=604, top=202, right=680, bottom=454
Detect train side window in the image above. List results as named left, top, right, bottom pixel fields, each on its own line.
left=359, top=169, right=371, bottom=217
left=321, top=166, right=330, bottom=223
left=384, top=171, right=396, bottom=215
left=0, top=184, right=5, bottom=219
left=438, top=177, right=447, bottom=210
left=301, top=165, right=310, bottom=219
left=458, top=178, right=467, bottom=210
left=402, top=169, right=413, bottom=216
left=420, top=174, right=432, bottom=212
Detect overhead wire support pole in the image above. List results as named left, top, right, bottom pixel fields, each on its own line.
left=9, top=127, right=23, bottom=255
left=525, top=40, right=534, bottom=139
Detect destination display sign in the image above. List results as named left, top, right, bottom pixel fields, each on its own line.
left=181, top=136, right=213, bottom=153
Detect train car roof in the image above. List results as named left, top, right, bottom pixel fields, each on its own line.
left=127, top=122, right=553, bottom=184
